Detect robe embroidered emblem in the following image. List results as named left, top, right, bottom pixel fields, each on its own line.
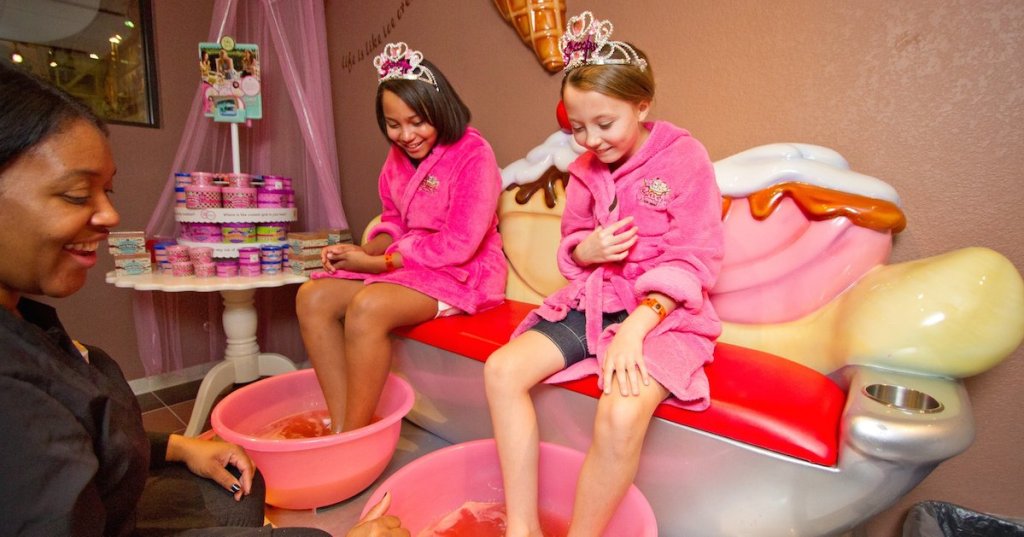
left=419, top=175, right=439, bottom=193
left=638, top=178, right=670, bottom=207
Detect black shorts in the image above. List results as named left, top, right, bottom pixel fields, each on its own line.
left=529, top=309, right=629, bottom=368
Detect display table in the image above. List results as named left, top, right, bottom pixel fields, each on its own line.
left=107, top=271, right=308, bottom=436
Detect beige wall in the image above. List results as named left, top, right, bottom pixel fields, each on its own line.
left=49, top=0, right=1022, bottom=534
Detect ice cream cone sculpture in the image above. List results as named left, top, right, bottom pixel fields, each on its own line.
left=499, top=135, right=1024, bottom=379
left=493, top=0, right=567, bottom=72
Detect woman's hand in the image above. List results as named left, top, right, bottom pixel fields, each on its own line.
left=348, top=492, right=410, bottom=537
left=165, top=434, right=255, bottom=501
left=571, top=216, right=638, bottom=266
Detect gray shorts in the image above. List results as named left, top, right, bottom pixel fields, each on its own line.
left=529, top=309, right=629, bottom=368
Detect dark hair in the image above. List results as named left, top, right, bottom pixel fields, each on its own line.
left=561, top=44, right=655, bottom=105
left=375, top=59, right=471, bottom=146
left=0, top=62, right=107, bottom=173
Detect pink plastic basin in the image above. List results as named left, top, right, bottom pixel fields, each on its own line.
left=361, top=439, right=658, bottom=536
left=212, top=369, right=414, bottom=509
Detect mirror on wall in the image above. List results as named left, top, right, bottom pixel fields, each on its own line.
left=0, top=0, right=159, bottom=127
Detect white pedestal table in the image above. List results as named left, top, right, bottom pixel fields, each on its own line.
left=107, top=271, right=308, bottom=436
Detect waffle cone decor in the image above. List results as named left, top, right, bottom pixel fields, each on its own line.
left=493, top=0, right=566, bottom=72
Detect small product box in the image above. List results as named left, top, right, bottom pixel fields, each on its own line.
left=287, top=231, right=328, bottom=256
left=288, top=254, right=322, bottom=275
left=326, top=228, right=353, bottom=245
left=108, top=231, right=147, bottom=256
left=114, top=253, right=153, bottom=276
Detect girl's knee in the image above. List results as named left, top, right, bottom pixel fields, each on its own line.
left=484, top=348, right=525, bottom=393
left=345, top=289, right=389, bottom=329
left=295, top=281, right=327, bottom=319
left=594, top=397, right=649, bottom=441
left=484, top=349, right=508, bottom=386
left=299, top=281, right=362, bottom=328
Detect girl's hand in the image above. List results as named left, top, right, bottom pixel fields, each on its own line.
left=321, top=244, right=365, bottom=273
left=602, top=323, right=651, bottom=397
left=572, top=216, right=638, bottom=266
left=166, top=434, right=255, bottom=501
left=327, top=249, right=389, bottom=274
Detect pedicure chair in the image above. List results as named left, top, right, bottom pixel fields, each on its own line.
left=386, top=134, right=1024, bottom=536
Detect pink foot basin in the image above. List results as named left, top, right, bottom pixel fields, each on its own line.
left=361, top=438, right=657, bottom=536
left=212, top=369, right=414, bottom=509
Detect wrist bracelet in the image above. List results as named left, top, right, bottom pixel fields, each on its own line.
left=383, top=252, right=395, bottom=272
left=640, top=297, right=668, bottom=321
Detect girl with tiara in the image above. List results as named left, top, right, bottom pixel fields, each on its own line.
left=485, top=11, right=724, bottom=536
left=297, top=42, right=506, bottom=433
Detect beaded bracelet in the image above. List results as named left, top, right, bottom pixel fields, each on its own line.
left=383, top=252, right=396, bottom=272
left=640, top=296, right=668, bottom=321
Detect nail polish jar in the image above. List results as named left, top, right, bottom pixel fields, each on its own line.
left=216, top=259, right=239, bottom=278
left=185, top=184, right=222, bottom=209
left=224, top=172, right=253, bottom=188
left=189, top=223, right=222, bottom=243
left=256, top=222, right=289, bottom=243
left=222, top=187, right=257, bottom=209
left=171, top=260, right=194, bottom=277
left=222, top=222, right=256, bottom=243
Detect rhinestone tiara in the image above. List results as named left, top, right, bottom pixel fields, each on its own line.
left=373, top=42, right=438, bottom=89
left=559, top=11, right=647, bottom=73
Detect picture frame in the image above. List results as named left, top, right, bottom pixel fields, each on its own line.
left=0, top=0, right=160, bottom=127
left=199, top=39, right=263, bottom=122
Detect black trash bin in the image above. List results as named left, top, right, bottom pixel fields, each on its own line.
left=903, top=501, right=1024, bottom=537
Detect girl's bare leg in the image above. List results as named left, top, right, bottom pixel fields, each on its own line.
left=295, top=278, right=365, bottom=433
left=568, top=377, right=669, bottom=537
left=342, top=283, right=437, bottom=431
left=484, top=331, right=565, bottom=537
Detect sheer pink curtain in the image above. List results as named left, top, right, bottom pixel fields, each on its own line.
left=134, top=0, right=346, bottom=374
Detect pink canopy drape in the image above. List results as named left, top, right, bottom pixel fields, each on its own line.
left=134, top=0, right=346, bottom=374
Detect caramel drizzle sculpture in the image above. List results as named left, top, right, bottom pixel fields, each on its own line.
left=511, top=173, right=905, bottom=234
left=742, top=182, right=906, bottom=233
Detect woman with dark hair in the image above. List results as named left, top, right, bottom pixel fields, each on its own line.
left=0, top=63, right=406, bottom=537
left=296, top=42, right=506, bottom=434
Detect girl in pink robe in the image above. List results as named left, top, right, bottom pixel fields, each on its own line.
left=485, top=12, right=724, bottom=537
left=297, top=43, right=506, bottom=433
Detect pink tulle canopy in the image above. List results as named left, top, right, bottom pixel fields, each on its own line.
left=135, top=0, right=345, bottom=374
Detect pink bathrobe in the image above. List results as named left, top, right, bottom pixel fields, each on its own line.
left=514, top=121, right=724, bottom=410
left=313, top=127, right=507, bottom=314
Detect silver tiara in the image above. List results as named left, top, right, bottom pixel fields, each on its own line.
left=559, top=11, right=647, bottom=73
left=373, top=42, right=438, bottom=89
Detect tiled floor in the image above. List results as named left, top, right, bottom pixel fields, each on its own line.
left=141, top=398, right=197, bottom=435
left=139, top=379, right=239, bottom=435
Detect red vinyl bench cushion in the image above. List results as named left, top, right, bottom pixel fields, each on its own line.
left=394, top=300, right=845, bottom=466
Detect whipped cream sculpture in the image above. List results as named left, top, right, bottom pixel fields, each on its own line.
left=493, top=0, right=567, bottom=72
left=499, top=132, right=1024, bottom=379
